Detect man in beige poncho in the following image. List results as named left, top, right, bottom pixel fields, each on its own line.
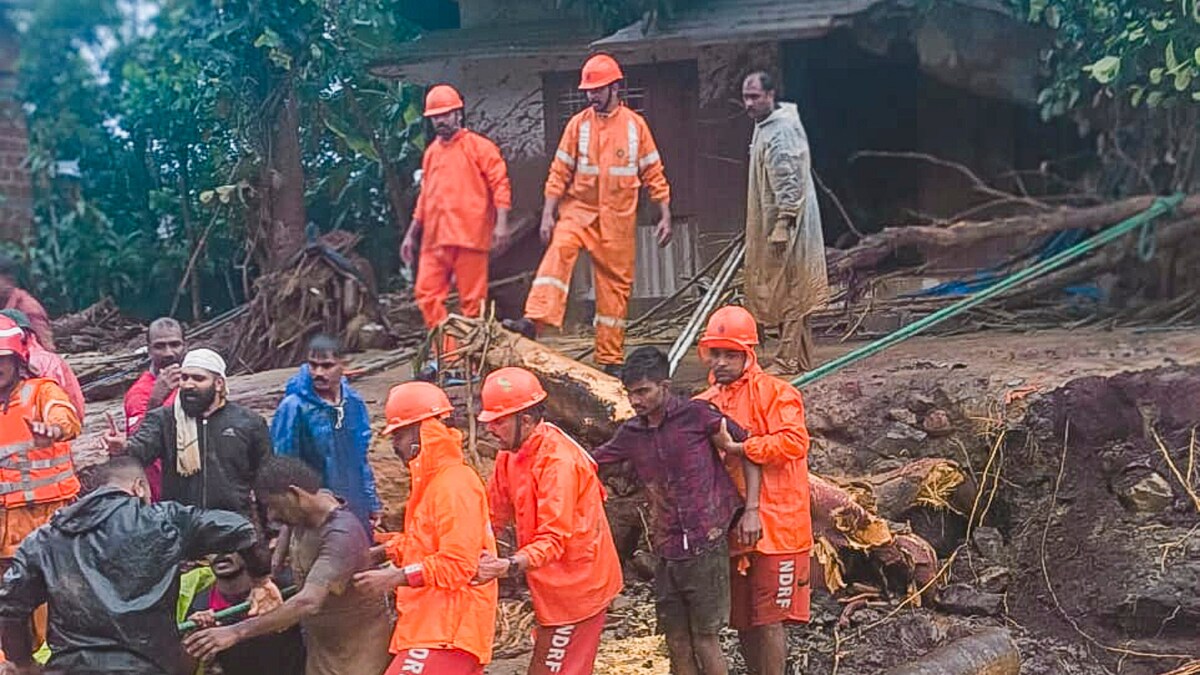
left=741, top=72, right=828, bottom=372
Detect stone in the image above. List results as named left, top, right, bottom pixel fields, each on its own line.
left=971, top=526, right=1006, bottom=560
left=908, top=392, right=936, bottom=414
left=1117, top=472, right=1174, bottom=513
left=630, top=550, right=657, bottom=581
left=885, top=423, right=928, bottom=443
left=838, top=380, right=863, bottom=400
left=922, top=409, right=953, bottom=436
left=936, top=583, right=1004, bottom=616
left=609, top=594, right=633, bottom=612
left=887, top=408, right=919, bottom=425
left=976, top=566, right=1012, bottom=594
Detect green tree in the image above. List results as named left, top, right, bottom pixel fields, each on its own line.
left=1011, top=0, right=1200, bottom=117
left=12, top=0, right=427, bottom=319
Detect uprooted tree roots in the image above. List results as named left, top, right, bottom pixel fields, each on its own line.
left=228, top=231, right=393, bottom=371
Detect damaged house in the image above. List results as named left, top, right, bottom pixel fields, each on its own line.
left=372, top=0, right=1088, bottom=319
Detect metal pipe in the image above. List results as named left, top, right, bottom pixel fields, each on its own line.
left=668, top=241, right=746, bottom=375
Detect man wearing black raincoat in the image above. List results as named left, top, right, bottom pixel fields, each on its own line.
left=0, top=458, right=275, bottom=674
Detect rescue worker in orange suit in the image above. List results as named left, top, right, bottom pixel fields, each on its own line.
left=473, top=367, right=623, bottom=675
left=695, top=306, right=812, bottom=675
left=351, top=381, right=498, bottom=675
left=403, top=84, right=512, bottom=373
left=506, top=54, right=672, bottom=375
left=0, top=316, right=82, bottom=669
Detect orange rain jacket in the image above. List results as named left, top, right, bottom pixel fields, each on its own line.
left=385, top=419, right=498, bottom=664
left=487, top=422, right=623, bottom=626
left=545, top=105, right=670, bottom=242
left=696, top=352, right=812, bottom=556
left=0, top=377, right=81, bottom=509
left=413, top=129, right=512, bottom=252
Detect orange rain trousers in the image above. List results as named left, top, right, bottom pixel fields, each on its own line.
left=383, top=419, right=498, bottom=665
left=412, top=128, right=511, bottom=344
left=487, top=422, right=623, bottom=626
left=524, top=222, right=633, bottom=365
left=415, top=246, right=489, bottom=329
left=525, top=105, right=670, bottom=366
left=695, top=350, right=813, bottom=557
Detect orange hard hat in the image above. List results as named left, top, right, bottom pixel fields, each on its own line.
left=0, top=316, right=28, bottom=363
left=423, top=84, right=464, bottom=117
left=478, top=367, right=547, bottom=423
left=382, top=381, right=454, bottom=435
left=698, top=305, right=759, bottom=353
left=578, top=54, right=624, bottom=90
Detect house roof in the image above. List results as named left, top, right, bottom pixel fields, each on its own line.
left=369, top=21, right=598, bottom=78
left=593, top=0, right=888, bottom=48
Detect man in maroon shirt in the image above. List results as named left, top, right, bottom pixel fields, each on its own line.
left=122, top=317, right=185, bottom=501
left=592, top=347, right=762, bottom=675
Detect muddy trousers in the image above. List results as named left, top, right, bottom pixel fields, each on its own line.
left=415, top=245, right=489, bottom=358
left=524, top=221, right=635, bottom=366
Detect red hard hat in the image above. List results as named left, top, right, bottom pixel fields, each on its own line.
left=698, top=305, right=759, bottom=353
left=478, top=367, right=547, bottom=423
left=0, top=316, right=27, bottom=363
left=578, top=54, right=624, bottom=90
left=423, top=84, right=464, bottom=117
left=382, top=381, right=454, bottom=435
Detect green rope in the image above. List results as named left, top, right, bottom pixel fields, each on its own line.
left=177, top=585, right=299, bottom=632
left=792, top=194, right=1186, bottom=389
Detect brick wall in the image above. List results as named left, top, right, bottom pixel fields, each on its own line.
left=0, top=24, right=30, bottom=242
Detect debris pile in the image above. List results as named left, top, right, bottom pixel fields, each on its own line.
left=228, top=231, right=394, bottom=371
left=51, top=297, right=146, bottom=354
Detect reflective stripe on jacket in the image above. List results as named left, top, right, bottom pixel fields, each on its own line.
left=0, top=378, right=81, bottom=508
left=545, top=105, right=670, bottom=242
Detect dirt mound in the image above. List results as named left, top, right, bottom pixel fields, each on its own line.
left=1001, top=366, right=1200, bottom=668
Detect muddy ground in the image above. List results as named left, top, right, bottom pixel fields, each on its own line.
left=73, top=326, right=1200, bottom=673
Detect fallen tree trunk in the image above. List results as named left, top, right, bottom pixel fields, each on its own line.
left=452, top=319, right=945, bottom=596
left=885, top=628, right=1020, bottom=675
left=829, top=195, right=1200, bottom=277
left=999, top=215, right=1200, bottom=308
left=453, top=321, right=634, bottom=447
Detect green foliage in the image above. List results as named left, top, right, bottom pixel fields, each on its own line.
left=1010, top=0, right=1200, bottom=117
left=13, top=0, right=424, bottom=319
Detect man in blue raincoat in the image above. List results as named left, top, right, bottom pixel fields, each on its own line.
left=271, top=335, right=383, bottom=533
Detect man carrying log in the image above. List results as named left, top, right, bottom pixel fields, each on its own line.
left=593, top=346, right=763, bottom=675
left=123, top=317, right=187, bottom=501
left=741, top=72, right=828, bottom=373
left=505, top=54, right=672, bottom=375
left=351, top=381, right=497, bottom=675
left=697, top=305, right=813, bottom=675
left=0, top=316, right=82, bottom=669
left=403, top=83, right=513, bottom=377
left=271, top=334, right=383, bottom=534
left=185, top=457, right=394, bottom=675
left=473, top=367, right=623, bottom=675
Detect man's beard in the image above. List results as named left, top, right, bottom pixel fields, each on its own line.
left=180, top=386, right=218, bottom=416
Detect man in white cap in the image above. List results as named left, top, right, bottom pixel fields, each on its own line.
left=104, top=348, right=273, bottom=522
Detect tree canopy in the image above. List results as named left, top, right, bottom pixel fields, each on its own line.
left=13, top=0, right=428, bottom=319
left=1010, top=0, right=1200, bottom=118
